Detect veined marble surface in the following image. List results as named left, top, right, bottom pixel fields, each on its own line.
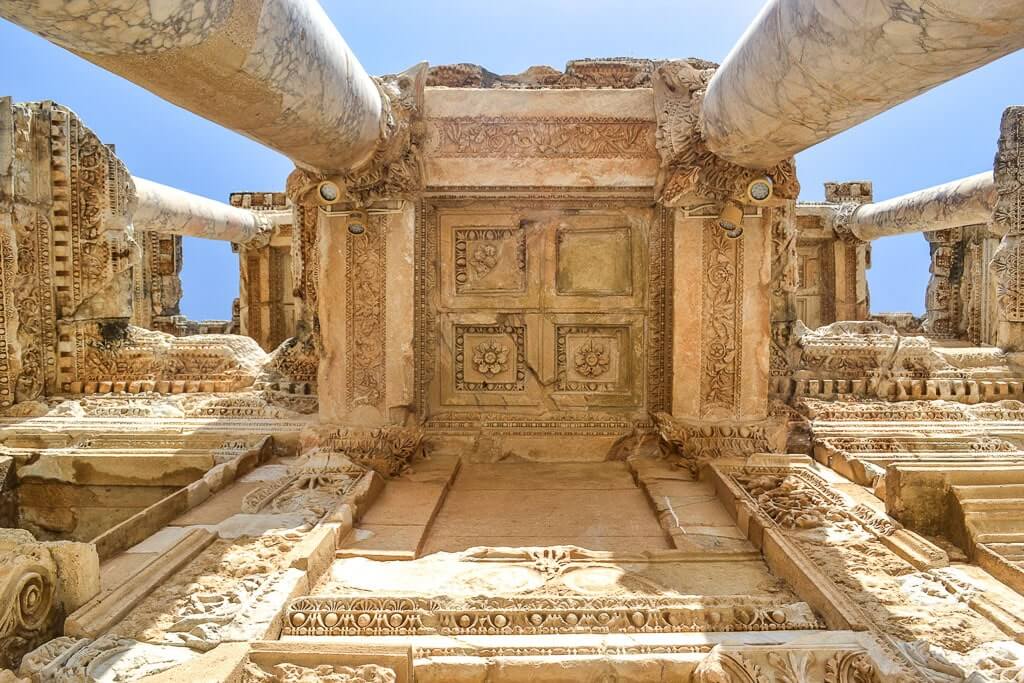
left=132, top=176, right=281, bottom=244
left=843, top=171, right=996, bottom=241
left=702, top=0, right=1024, bottom=169
left=1, top=0, right=384, bottom=173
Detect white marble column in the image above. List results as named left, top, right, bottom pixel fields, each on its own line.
left=132, top=177, right=284, bottom=244
left=1, top=0, right=385, bottom=173
left=702, top=0, right=1024, bottom=169
left=837, top=172, right=996, bottom=242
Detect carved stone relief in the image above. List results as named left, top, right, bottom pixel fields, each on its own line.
left=715, top=459, right=1024, bottom=681
left=417, top=201, right=670, bottom=433
left=652, top=60, right=799, bottom=206
left=993, top=106, right=1024, bottom=348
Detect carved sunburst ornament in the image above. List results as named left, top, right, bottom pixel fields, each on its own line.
left=574, top=340, right=610, bottom=378
left=473, top=341, right=510, bottom=376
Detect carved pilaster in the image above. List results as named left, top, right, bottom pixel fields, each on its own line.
left=0, top=99, right=139, bottom=406
left=922, top=227, right=964, bottom=339
left=823, top=184, right=873, bottom=323
left=672, top=205, right=773, bottom=423
left=131, top=232, right=182, bottom=332
left=992, top=106, right=1024, bottom=349
left=230, top=192, right=296, bottom=351
left=770, top=203, right=799, bottom=398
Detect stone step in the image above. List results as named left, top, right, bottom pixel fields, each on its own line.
left=955, top=483, right=1024, bottom=501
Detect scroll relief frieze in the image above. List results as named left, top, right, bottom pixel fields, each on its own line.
left=427, top=116, right=656, bottom=159
left=345, top=214, right=388, bottom=411
left=700, top=219, right=744, bottom=419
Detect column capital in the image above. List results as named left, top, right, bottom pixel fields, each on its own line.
left=652, top=60, right=799, bottom=208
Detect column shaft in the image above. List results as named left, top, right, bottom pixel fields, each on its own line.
left=133, top=177, right=279, bottom=244
left=845, top=172, right=996, bottom=242
left=2, top=0, right=384, bottom=172
left=702, top=0, right=1024, bottom=168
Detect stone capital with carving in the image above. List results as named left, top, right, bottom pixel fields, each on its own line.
left=286, top=63, right=428, bottom=209
left=652, top=60, right=799, bottom=207
left=654, top=413, right=788, bottom=474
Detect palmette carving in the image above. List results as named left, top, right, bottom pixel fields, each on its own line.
left=691, top=647, right=881, bottom=683
left=655, top=413, right=786, bottom=474
left=318, top=426, right=424, bottom=477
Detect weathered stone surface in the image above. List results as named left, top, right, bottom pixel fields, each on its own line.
left=6, top=5, right=1024, bottom=679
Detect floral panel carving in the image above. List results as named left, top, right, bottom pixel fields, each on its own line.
left=454, top=324, right=527, bottom=392
left=555, top=325, right=632, bottom=396
left=453, top=226, right=527, bottom=295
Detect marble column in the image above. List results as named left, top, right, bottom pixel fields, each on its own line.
left=133, top=177, right=286, bottom=244
left=1, top=0, right=385, bottom=173
left=836, top=172, right=996, bottom=242
left=702, top=0, right=1024, bottom=169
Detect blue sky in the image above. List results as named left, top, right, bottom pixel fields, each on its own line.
left=2, top=1, right=1020, bottom=320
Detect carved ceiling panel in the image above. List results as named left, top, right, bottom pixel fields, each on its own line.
left=418, top=202, right=671, bottom=430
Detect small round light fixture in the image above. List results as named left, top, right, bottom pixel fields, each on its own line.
left=347, top=209, right=367, bottom=235
left=317, top=180, right=340, bottom=204
left=718, top=200, right=744, bottom=239
left=746, top=177, right=774, bottom=205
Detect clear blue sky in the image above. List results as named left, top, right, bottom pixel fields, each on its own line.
left=3, top=1, right=1021, bottom=320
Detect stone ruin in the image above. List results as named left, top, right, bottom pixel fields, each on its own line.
left=1, top=1, right=1024, bottom=681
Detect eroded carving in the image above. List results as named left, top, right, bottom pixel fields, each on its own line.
left=653, top=60, right=799, bottom=205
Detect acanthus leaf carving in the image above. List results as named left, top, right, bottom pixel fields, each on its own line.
left=653, top=60, right=799, bottom=206
left=339, top=63, right=428, bottom=205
